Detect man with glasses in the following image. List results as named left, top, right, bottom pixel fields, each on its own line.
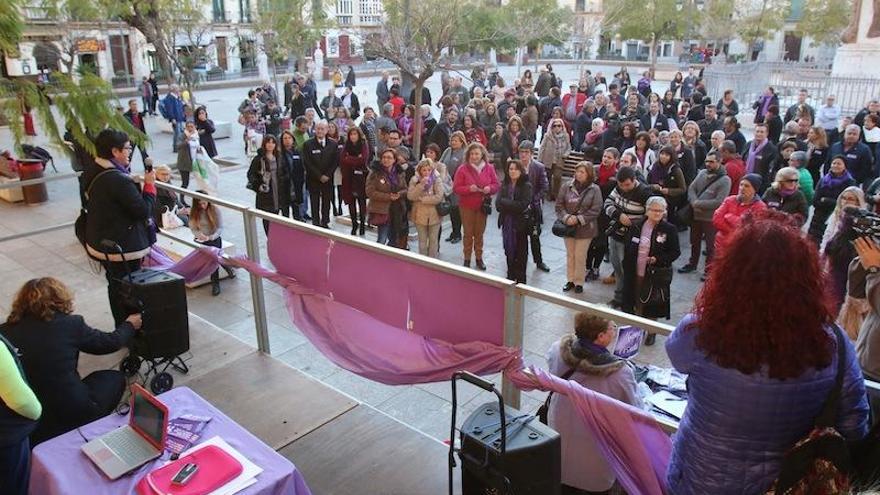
left=679, top=151, right=731, bottom=281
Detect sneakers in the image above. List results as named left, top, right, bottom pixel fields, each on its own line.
left=585, top=268, right=599, bottom=281
left=475, top=260, right=487, bottom=271
left=563, top=282, right=575, bottom=292
left=536, top=262, right=550, bottom=272
left=574, top=285, right=584, bottom=294
left=601, top=275, right=616, bottom=285
left=677, top=264, right=697, bottom=274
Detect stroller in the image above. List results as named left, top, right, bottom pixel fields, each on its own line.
left=102, top=243, right=191, bottom=394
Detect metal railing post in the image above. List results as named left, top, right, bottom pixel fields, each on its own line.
left=502, top=286, right=525, bottom=409
left=243, top=209, right=271, bottom=354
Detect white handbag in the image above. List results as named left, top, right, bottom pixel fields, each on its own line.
left=161, top=206, right=184, bottom=229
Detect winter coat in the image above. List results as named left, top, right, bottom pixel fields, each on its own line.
left=762, top=187, right=809, bottom=224
left=302, top=137, right=339, bottom=189
left=495, top=178, right=533, bottom=233
left=827, top=141, right=874, bottom=186
left=453, top=161, right=501, bottom=212
left=621, top=218, right=680, bottom=318
left=537, top=131, right=571, bottom=169
left=440, top=146, right=466, bottom=207
left=1, top=313, right=136, bottom=444
left=547, top=335, right=643, bottom=492
left=247, top=150, right=290, bottom=212
left=666, top=314, right=870, bottom=495
left=743, top=140, right=779, bottom=193
left=603, top=181, right=657, bottom=242
left=555, top=181, right=602, bottom=239
left=808, top=171, right=856, bottom=241
left=366, top=164, right=408, bottom=216
left=82, top=158, right=156, bottom=262
left=195, top=119, right=218, bottom=158
left=527, top=159, right=549, bottom=224
left=712, top=195, right=767, bottom=252
left=687, top=168, right=732, bottom=222
left=340, top=141, right=370, bottom=204
left=407, top=173, right=444, bottom=226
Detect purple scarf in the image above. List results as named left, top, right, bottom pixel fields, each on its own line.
left=819, top=170, right=853, bottom=190
left=648, top=161, right=672, bottom=185
left=745, top=139, right=768, bottom=174
left=760, top=95, right=773, bottom=118
left=422, top=172, right=435, bottom=192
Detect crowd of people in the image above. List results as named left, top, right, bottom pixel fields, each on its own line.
left=3, top=62, right=880, bottom=495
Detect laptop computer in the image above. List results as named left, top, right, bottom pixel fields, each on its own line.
left=82, top=383, right=169, bottom=480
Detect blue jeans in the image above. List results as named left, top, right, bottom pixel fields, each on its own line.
left=609, top=238, right=626, bottom=304
left=376, top=223, right=391, bottom=245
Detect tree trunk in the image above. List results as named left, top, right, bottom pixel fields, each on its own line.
left=412, top=78, right=425, bottom=159
left=649, top=33, right=658, bottom=74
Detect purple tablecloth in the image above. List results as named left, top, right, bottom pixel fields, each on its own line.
left=29, top=386, right=313, bottom=495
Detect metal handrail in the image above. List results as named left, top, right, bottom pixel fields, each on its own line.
left=0, top=171, right=81, bottom=189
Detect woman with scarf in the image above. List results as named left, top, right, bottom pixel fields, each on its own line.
left=822, top=187, right=867, bottom=314
left=762, top=167, right=809, bottom=225
left=247, top=134, right=290, bottom=234
left=573, top=100, right=599, bottom=151
left=556, top=162, right=602, bottom=293
left=462, top=114, right=488, bottom=146
left=505, top=116, right=525, bottom=158
left=669, top=73, right=684, bottom=98
left=808, top=156, right=856, bottom=243
left=495, top=159, right=533, bottom=283
left=340, top=127, right=371, bottom=235
left=478, top=102, right=499, bottom=135
left=621, top=196, right=681, bottom=345
left=546, top=312, right=643, bottom=494
left=623, top=131, right=656, bottom=178
left=367, top=149, right=408, bottom=247
left=407, top=159, right=444, bottom=257
left=580, top=118, right=606, bottom=164
left=441, top=131, right=468, bottom=243
left=647, top=146, right=687, bottom=226
left=279, top=130, right=304, bottom=221
left=751, top=86, right=779, bottom=124
left=396, top=105, right=416, bottom=146
left=333, top=107, right=353, bottom=139
left=539, top=117, right=573, bottom=201
left=453, top=143, right=501, bottom=270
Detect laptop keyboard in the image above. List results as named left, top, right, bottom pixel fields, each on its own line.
left=103, top=427, right=158, bottom=466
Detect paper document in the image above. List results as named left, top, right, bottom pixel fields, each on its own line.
left=647, top=390, right=688, bottom=420
left=613, top=326, right=645, bottom=359
left=181, top=436, right=262, bottom=495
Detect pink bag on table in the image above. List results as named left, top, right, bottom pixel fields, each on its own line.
left=136, top=444, right=243, bottom=495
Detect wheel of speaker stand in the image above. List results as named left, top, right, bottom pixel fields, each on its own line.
left=119, top=355, right=142, bottom=377
left=150, top=372, right=173, bottom=394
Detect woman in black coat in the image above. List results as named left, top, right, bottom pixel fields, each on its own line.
left=0, top=278, right=140, bottom=445
left=279, top=131, right=304, bottom=220
left=496, top=159, right=533, bottom=283
left=622, top=197, right=681, bottom=344
left=194, top=106, right=218, bottom=158
left=247, top=134, right=290, bottom=233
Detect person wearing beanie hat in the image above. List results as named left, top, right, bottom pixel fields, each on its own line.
left=712, top=173, right=766, bottom=257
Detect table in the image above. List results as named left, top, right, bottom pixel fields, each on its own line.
left=29, top=386, right=313, bottom=495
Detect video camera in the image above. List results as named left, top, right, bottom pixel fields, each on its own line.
left=843, top=207, right=880, bottom=242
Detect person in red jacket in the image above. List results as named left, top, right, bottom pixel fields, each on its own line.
left=388, top=86, right=406, bottom=119
left=561, top=83, right=586, bottom=128
left=340, top=127, right=371, bottom=236
left=712, top=173, right=766, bottom=255
left=453, top=143, right=501, bottom=270
left=719, top=140, right=746, bottom=195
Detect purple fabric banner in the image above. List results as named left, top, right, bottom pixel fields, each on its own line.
left=509, top=367, right=672, bottom=495
left=267, top=223, right=506, bottom=345
left=142, top=245, right=224, bottom=283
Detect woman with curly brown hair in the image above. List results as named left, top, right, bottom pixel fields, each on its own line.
left=0, top=278, right=141, bottom=445
left=665, top=211, right=869, bottom=494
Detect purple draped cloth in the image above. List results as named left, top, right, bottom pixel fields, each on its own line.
left=509, top=367, right=672, bottom=495
left=142, top=245, right=225, bottom=282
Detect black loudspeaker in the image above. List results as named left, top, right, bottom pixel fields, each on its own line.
left=459, top=403, right=561, bottom=495
left=117, top=268, right=189, bottom=359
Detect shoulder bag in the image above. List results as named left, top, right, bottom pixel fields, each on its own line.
left=537, top=368, right=577, bottom=424
left=677, top=173, right=723, bottom=226
left=552, top=187, right=588, bottom=238
left=74, top=169, right=118, bottom=246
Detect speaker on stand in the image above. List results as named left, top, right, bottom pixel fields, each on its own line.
left=449, top=371, right=561, bottom=495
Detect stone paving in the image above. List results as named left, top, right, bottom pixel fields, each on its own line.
left=0, top=66, right=718, bottom=442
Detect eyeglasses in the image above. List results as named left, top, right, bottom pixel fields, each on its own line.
left=122, top=146, right=133, bottom=151
left=552, top=124, right=562, bottom=128
left=781, top=179, right=799, bottom=183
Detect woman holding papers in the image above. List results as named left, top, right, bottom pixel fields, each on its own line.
left=664, top=210, right=869, bottom=494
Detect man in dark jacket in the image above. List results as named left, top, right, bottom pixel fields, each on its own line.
left=82, top=129, right=157, bottom=324
left=698, top=105, right=723, bottom=144
left=599, top=113, right=623, bottom=152
left=263, top=99, right=283, bottom=137
left=784, top=89, right=815, bottom=124
left=743, top=123, right=778, bottom=194
left=518, top=141, right=550, bottom=272
left=376, top=71, right=391, bottom=109
left=603, top=167, right=655, bottom=309
left=538, top=87, right=562, bottom=133
left=828, top=124, right=875, bottom=187
left=409, top=85, right=432, bottom=107
left=341, top=85, right=361, bottom=120
left=302, top=121, right=339, bottom=227
left=428, top=109, right=460, bottom=151
left=639, top=101, right=669, bottom=133
left=319, top=88, right=343, bottom=118
left=123, top=99, right=149, bottom=166
left=724, top=116, right=747, bottom=156
left=297, top=74, right=323, bottom=118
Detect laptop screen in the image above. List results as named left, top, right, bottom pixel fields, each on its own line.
left=132, top=391, right=166, bottom=446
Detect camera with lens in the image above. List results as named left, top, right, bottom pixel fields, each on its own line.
left=843, top=207, right=880, bottom=242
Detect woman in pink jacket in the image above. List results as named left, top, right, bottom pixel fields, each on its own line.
left=453, top=143, right=501, bottom=270
left=712, top=173, right=766, bottom=255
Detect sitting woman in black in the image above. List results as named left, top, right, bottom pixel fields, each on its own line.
left=0, top=278, right=141, bottom=445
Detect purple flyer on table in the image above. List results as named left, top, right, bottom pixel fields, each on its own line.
left=166, top=414, right=212, bottom=455
left=613, top=326, right=645, bottom=359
